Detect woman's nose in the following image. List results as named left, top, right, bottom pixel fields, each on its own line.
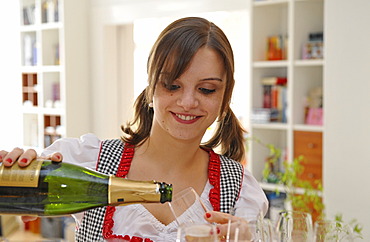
left=177, top=90, right=199, bottom=110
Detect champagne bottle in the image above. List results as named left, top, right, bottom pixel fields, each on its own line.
left=0, top=160, right=172, bottom=216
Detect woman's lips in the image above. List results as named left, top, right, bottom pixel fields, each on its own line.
left=171, top=112, right=201, bottom=124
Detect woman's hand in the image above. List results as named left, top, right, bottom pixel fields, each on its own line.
left=204, top=211, right=252, bottom=241
left=0, top=147, right=63, bottom=222
left=0, top=147, right=63, bottom=167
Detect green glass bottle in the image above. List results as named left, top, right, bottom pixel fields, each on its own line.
left=0, top=160, right=172, bottom=216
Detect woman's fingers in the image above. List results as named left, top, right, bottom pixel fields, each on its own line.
left=40, top=152, right=63, bottom=162
left=17, top=149, right=38, bottom=167
left=0, top=149, right=63, bottom=168
left=204, top=211, right=251, bottom=240
left=50, top=152, right=63, bottom=162
left=205, top=211, right=236, bottom=224
left=0, top=150, right=8, bottom=163
left=2, top=147, right=24, bottom=166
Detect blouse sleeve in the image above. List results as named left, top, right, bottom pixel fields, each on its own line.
left=40, top=133, right=101, bottom=170
left=233, top=167, right=269, bottom=220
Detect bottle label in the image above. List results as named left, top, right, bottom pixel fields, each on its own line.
left=0, top=159, right=43, bottom=187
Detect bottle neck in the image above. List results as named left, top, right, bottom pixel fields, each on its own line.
left=108, top=176, right=162, bottom=205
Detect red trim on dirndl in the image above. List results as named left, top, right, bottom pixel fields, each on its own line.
left=102, top=144, right=221, bottom=241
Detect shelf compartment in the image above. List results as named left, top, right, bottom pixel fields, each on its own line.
left=22, top=72, right=38, bottom=106
left=252, top=2, right=289, bottom=62
left=251, top=67, right=288, bottom=124
left=41, top=0, right=60, bottom=24
left=293, top=0, right=324, bottom=61
left=21, top=31, right=37, bottom=66
left=292, top=65, right=323, bottom=126
left=248, top=128, right=287, bottom=182
left=43, top=114, right=62, bottom=147
left=42, top=72, right=61, bottom=108
left=41, top=28, right=60, bottom=66
left=20, top=0, right=36, bottom=26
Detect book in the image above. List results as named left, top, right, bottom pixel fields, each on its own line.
left=260, top=76, right=288, bottom=123
left=261, top=77, right=287, bottom=86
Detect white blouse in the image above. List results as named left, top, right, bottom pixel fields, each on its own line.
left=42, top=133, right=268, bottom=242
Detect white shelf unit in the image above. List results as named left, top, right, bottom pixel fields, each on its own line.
left=19, top=0, right=89, bottom=151
left=247, top=0, right=324, bottom=191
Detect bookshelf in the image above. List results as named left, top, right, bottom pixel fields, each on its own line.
left=247, top=0, right=324, bottom=216
left=19, top=0, right=89, bottom=151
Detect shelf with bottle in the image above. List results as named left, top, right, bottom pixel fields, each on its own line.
left=41, top=28, right=60, bottom=66
left=252, top=1, right=288, bottom=62
left=41, top=0, right=60, bottom=24
left=21, top=0, right=36, bottom=26
left=21, top=31, right=37, bottom=67
left=42, top=72, right=61, bottom=109
left=20, top=28, right=60, bottom=68
left=293, top=0, right=324, bottom=62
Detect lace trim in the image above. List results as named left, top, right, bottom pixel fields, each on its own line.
left=207, top=149, right=221, bottom=211
left=102, top=144, right=154, bottom=242
left=102, top=144, right=221, bottom=241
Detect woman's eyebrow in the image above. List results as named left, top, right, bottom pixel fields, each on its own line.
left=201, top=77, right=223, bottom=82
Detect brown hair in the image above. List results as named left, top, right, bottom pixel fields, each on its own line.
left=121, top=17, right=246, bottom=162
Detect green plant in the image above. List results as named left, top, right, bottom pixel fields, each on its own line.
left=261, top=141, right=324, bottom=219
left=246, top=137, right=363, bottom=239
left=334, top=214, right=363, bottom=240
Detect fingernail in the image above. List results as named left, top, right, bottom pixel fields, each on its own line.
left=205, top=212, right=211, bottom=218
left=55, top=155, right=61, bottom=160
left=0, top=155, right=2, bottom=161
left=20, top=158, right=28, bottom=163
left=216, top=227, right=220, bottom=234
left=6, top=158, right=12, bottom=164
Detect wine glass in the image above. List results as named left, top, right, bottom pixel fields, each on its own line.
left=275, top=210, right=313, bottom=242
left=225, top=210, right=274, bottom=242
left=169, top=187, right=218, bottom=242
left=314, top=220, right=354, bottom=242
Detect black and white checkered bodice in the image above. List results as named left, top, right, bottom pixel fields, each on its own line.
left=75, top=139, right=243, bottom=242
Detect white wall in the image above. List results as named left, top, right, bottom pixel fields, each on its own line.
left=0, top=2, right=23, bottom=150
left=324, top=0, right=370, bottom=239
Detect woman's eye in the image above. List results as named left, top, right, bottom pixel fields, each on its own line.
left=199, top=88, right=216, bottom=94
left=163, top=83, right=180, bottom=91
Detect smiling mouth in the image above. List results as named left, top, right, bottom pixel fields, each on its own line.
left=175, top=113, right=198, bottom=121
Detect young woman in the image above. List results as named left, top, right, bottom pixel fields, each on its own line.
left=1, top=17, right=268, bottom=241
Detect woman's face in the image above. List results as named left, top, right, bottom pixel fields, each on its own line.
left=152, top=47, right=226, bottom=142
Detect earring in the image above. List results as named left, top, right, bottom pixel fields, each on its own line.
left=148, top=103, right=153, bottom=108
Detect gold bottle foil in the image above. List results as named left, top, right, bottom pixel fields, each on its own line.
left=109, top=176, right=161, bottom=205
left=0, top=159, right=43, bottom=187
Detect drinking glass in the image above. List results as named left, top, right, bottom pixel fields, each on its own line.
left=275, top=210, right=313, bottom=242
left=314, top=220, right=354, bottom=242
left=225, top=211, right=274, bottom=242
left=170, top=187, right=218, bottom=242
